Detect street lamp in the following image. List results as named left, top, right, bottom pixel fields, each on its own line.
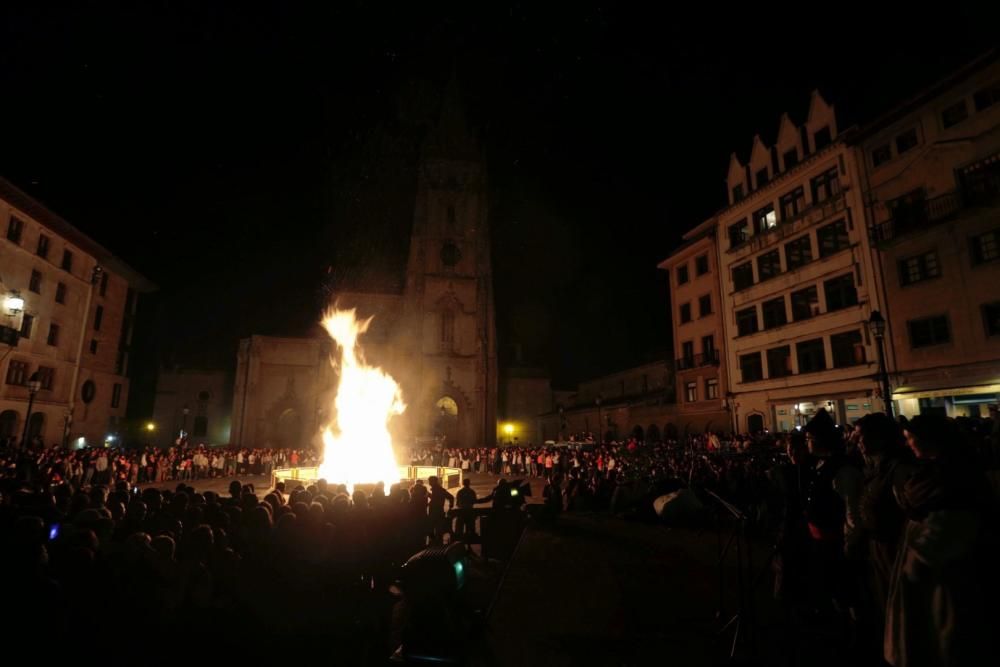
left=21, top=372, right=42, bottom=447
left=4, top=290, right=25, bottom=315
left=868, top=310, right=894, bottom=419
left=595, top=395, right=603, bottom=446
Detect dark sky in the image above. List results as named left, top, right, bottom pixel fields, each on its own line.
left=0, top=3, right=995, bottom=406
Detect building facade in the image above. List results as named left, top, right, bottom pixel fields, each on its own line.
left=715, top=92, right=884, bottom=432
left=151, top=367, right=233, bottom=446
left=539, top=359, right=676, bottom=443
left=0, top=177, right=152, bottom=447
left=231, top=80, right=499, bottom=449
left=658, top=217, right=732, bottom=433
left=857, top=53, right=1000, bottom=418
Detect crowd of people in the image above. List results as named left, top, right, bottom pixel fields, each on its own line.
left=0, top=441, right=319, bottom=488
left=2, top=409, right=997, bottom=665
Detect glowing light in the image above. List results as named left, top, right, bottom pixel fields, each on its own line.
left=145, top=422, right=156, bottom=432
left=503, top=423, right=514, bottom=436
left=3, top=293, right=25, bottom=314
left=317, top=308, right=405, bottom=493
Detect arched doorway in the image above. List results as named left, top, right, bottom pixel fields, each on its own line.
left=631, top=425, right=644, bottom=442
left=0, top=410, right=18, bottom=442
left=28, top=412, right=45, bottom=442
left=747, top=413, right=765, bottom=434
left=647, top=424, right=661, bottom=443
left=276, top=408, right=302, bottom=448
left=434, top=396, right=459, bottom=446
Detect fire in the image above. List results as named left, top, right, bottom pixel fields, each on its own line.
left=317, top=308, right=405, bottom=491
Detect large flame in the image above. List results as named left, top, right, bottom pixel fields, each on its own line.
left=317, top=308, right=405, bottom=491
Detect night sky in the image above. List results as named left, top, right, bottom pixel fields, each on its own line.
left=0, top=4, right=994, bottom=415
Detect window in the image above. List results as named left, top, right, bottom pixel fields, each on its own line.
left=872, top=144, right=892, bottom=167
left=813, top=126, right=832, bottom=150
left=791, top=286, right=820, bottom=321
left=55, top=282, right=66, bottom=304
left=783, top=148, right=799, bottom=170
left=100, top=272, right=109, bottom=297
left=698, top=294, right=712, bottom=317
left=971, top=229, right=1000, bottom=265
left=983, top=303, right=1000, bottom=336
left=89, top=339, right=98, bottom=354
left=677, top=265, right=689, bottom=285
left=785, top=235, right=813, bottom=270
left=811, top=167, right=840, bottom=203
left=685, top=382, right=698, bottom=402
left=895, top=129, right=918, bottom=154
left=974, top=82, right=1000, bottom=111
left=19, top=314, right=34, bottom=338
left=767, top=346, right=792, bottom=378
left=47, top=323, right=60, bottom=346
left=796, top=338, right=826, bottom=374
left=706, top=378, right=719, bottom=400
left=757, top=250, right=781, bottom=281
left=831, top=330, right=866, bottom=368
left=29, top=270, right=42, bottom=293
left=908, top=315, right=950, bottom=348
left=740, top=352, right=763, bottom=383
left=680, top=303, right=692, bottom=323
left=817, top=219, right=850, bottom=257
left=728, top=219, right=748, bottom=248
left=37, top=235, right=50, bottom=258
left=36, top=366, right=55, bottom=391
left=733, top=262, right=754, bottom=291
left=899, top=251, right=941, bottom=285
left=695, top=254, right=709, bottom=276
left=824, top=273, right=858, bottom=312
left=441, top=310, right=454, bottom=345
left=753, top=204, right=777, bottom=234
left=762, top=297, right=787, bottom=329
left=94, top=306, right=104, bottom=331
left=111, top=383, right=123, bottom=409
left=941, top=100, right=969, bottom=128
left=681, top=341, right=695, bottom=364
left=61, top=250, right=73, bottom=272
left=6, top=216, right=24, bottom=244
left=5, top=359, right=28, bottom=385
left=702, top=335, right=716, bottom=359
left=755, top=168, right=769, bottom=189
left=736, top=307, right=759, bottom=337
left=779, top=187, right=806, bottom=221
left=732, top=183, right=745, bottom=202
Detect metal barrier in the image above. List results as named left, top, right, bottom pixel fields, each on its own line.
left=270, top=465, right=463, bottom=492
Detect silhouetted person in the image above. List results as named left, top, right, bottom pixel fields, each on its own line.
left=426, top=476, right=454, bottom=544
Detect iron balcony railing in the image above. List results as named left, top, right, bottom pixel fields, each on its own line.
left=869, top=191, right=962, bottom=244
left=676, top=350, right=720, bottom=370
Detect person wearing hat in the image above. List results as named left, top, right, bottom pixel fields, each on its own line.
left=802, top=408, right=863, bottom=617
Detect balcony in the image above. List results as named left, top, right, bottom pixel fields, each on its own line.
left=676, top=350, right=720, bottom=370
left=869, top=191, right=964, bottom=244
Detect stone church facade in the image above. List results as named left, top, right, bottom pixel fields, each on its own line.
left=231, top=83, right=498, bottom=450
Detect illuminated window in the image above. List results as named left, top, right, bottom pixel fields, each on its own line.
left=753, top=204, right=777, bottom=234
left=705, top=378, right=719, bottom=400
left=685, top=382, right=697, bottom=402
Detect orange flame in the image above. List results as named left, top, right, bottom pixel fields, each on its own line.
left=317, top=308, right=404, bottom=491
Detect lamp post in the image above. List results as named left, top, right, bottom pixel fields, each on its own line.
left=868, top=310, right=894, bottom=419
left=21, top=372, right=42, bottom=448
left=595, top=395, right=603, bottom=446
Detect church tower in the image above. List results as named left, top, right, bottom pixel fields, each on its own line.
left=403, top=75, right=497, bottom=447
